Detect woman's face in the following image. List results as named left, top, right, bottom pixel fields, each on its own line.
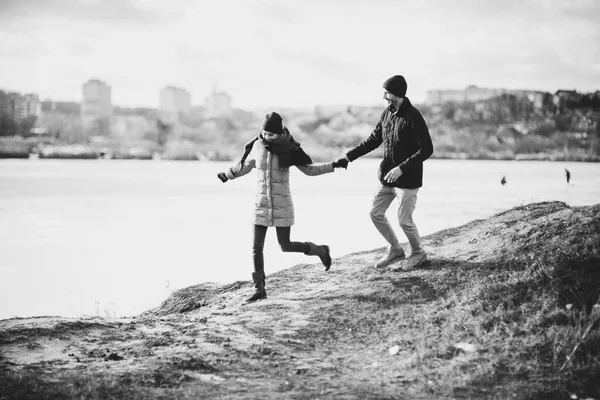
left=262, top=130, right=280, bottom=141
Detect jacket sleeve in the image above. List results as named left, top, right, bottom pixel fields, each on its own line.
left=295, top=162, right=334, bottom=176
left=398, top=112, right=434, bottom=171
left=345, top=113, right=384, bottom=162
left=226, top=145, right=257, bottom=180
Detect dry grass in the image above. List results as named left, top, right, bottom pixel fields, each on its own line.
left=1, top=201, right=599, bottom=399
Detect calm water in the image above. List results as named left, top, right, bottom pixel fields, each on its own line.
left=1, top=158, right=599, bottom=320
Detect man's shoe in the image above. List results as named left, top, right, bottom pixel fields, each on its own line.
left=401, top=250, right=427, bottom=271
left=374, top=246, right=405, bottom=268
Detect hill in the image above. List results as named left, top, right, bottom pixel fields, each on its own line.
left=1, top=201, right=599, bottom=399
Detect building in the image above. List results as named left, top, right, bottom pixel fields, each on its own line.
left=204, top=86, right=232, bottom=119
left=426, top=85, right=550, bottom=114
left=23, top=94, right=42, bottom=119
left=81, top=79, right=112, bottom=136
left=0, top=91, right=8, bottom=115
left=0, top=91, right=41, bottom=120
left=426, top=85, right=506, bottom=104
left=553, top=89, right=580, bottom=112
left=159, top=86, right=191, bottom=124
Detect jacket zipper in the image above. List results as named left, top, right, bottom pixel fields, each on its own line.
left=266, top=151, right=273, bottom=225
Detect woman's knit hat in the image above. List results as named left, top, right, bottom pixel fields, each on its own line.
left=262, top=112, right=284, bottom=134
left=383, top=75, right=407, bottom=98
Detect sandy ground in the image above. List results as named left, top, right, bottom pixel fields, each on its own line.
left=1, top=201, right=599, bottom=400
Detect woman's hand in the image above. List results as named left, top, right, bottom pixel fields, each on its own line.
left=332, top=157, right=349, bottom=169
left=383, top=166, right=403, bottom=183
left=217, top=172, right=228, bottom=183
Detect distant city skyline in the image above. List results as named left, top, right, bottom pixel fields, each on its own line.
left=1, top=0, right=599, bottom=109
left=3, top=79, right=597, bottom=112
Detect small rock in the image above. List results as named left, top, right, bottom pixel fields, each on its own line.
left=105, top=352, right=124, bottom=361
left=295, top=364, right=311, bottom=375
left=453, top=342, right=477, bottom=353
left=192, top=373, right=225, bottom=383
left=566, top=304, right=573, bottom=310
left=388, top=345, right=401, bottom=355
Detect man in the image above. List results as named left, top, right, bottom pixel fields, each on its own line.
left=335, top=75, right=433, bottom=271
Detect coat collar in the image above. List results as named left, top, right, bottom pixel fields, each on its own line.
left=388, top=97, right=412, bottom=116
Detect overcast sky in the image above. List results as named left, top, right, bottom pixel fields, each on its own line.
left=1, top=0, right=599, bottom=109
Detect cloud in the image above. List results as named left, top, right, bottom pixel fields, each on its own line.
left=0, top=0, right=598, bottom=108
left=0, top=0, right=175, bottom=28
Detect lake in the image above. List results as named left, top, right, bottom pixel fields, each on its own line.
left=1, top=158, right=599, bottom=320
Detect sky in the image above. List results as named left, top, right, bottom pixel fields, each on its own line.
left=0, top=0, right=599, bottom=110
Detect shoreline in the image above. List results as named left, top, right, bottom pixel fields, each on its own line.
left=1, top=152, right=599, bottom=162
left=1, top=201, right=599, bottom=399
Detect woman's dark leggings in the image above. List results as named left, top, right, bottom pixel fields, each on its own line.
left=253, top=224, right=309, bottom=273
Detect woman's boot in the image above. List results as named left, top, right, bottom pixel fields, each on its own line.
left=246, top=271, right=266, bottom=303
left=305, top=242, right=332, bottom=271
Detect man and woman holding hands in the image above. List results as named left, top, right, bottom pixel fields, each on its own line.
left=217, top=75, right=434, bottom=302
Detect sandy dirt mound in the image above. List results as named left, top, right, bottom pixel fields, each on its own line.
left=1, top=201, right=599, bottom=400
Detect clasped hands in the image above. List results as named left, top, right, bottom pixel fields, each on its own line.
left=332, top=157, right=349, bottom=169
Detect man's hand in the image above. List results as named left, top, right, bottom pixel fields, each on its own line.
left=332, top=157, right=349, bottom=169
left=383, top=166, right=403, bottom=183
left=217, top=172, right=228, bottom=183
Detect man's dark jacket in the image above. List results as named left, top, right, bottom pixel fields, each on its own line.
left=346, top=97, right=433, bottom=189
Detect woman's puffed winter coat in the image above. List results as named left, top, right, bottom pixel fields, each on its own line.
left=226, top=140, right=334, bottom=227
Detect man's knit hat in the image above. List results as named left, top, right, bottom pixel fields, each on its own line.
left=383, top=75, right=407, bottom=98
left=262, top=112, right=284, bottom=134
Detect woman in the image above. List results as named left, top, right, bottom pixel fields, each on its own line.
left=217, top=112, right=347, bottom=302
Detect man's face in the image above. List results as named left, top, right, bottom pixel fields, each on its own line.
left=383, top=90, right=402, bottom=109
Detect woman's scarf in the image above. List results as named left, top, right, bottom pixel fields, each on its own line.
left=230, top=127, right=312, bottom=177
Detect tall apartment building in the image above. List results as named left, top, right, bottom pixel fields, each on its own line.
left=81, top=79, right=112, bottom=136
left=158, top=86, right=191, bottom=124
left=23, top=94, right=42, bottom=118
left=0, top=90, right=41, bottom=120
left=0, top=91, right=8, bottom=115
left=205, top=86, right=232, bottom=119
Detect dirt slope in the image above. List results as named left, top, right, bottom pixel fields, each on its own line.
left=1, top=201, right=599, bottom=400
